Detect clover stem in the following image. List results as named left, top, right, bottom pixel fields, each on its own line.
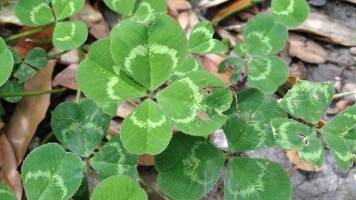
left=5, top=26, right=49, bottom=42
left=0, top=88, right=67, bottom=98
left=75, top=88, right=82, bottom=103
left=333, top=90, right=356, bottom=99
left=47, top=50, right=70, bottom=59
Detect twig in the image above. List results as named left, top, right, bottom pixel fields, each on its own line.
left=333, top=90, right=356, bottom=99
left=0, top=88, right=67, bottom=98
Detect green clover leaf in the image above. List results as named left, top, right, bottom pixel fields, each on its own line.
left=224, top=158, right=291, bottom=200
left=103, top=0, right=137, bottom=16
left=189, top=21, right=227, bottom=54
left=53, top=21, right=88, bottom=50
left=24, top=47, right=48, bottom=69
left=110, top=15, right=187, bottom=90
left=223, top=88, right=287, bottom=151
left=14, top=0, right=55, bottom=26
left=77, top=38, right=146, bottom=113
left=51, top=100, right=111, bottom=157
left=279, top=80, right=334, bottom=124
left=91, top=135, right=138, bottom=179
left=248, top=56, right=288, bottom=94
left=271, top=118, right=324, bottom=167
left=244, top=15, right=288, bottom=56
left=21, top=143, right=83, bottom=200
left=0, top=80, right=24, bottom=103
left=121, top=99, right=173, bottom=155
left=272, top=0, right=309, bottom=28
left=52, top=0, right=85, bottom=21
left=156, top=134, right=225, bottom=200
left=0, top=37, right=14, bottom=87
left=157, top=71, right=232, bottom=136
left=321, top=105, right=356, bottom=171
left=132, top=0, right=167, bottom=23
left=0, top=182, right=17, bottom=200
left=91, top=175, right=147, bottom=200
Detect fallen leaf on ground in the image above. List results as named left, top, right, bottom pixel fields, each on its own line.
left=287, top=150, right=322, bottom=172
left=0, top=130, right=22, bottom=200
left=199, top=54, right=232, bottom=84
left=288, top=33, right=327, bottom=64
left=297, top=11, right=356, bottom=46
left=5, top=60, right=56, bottom=164
left=53, top=64, right=78, bottom=90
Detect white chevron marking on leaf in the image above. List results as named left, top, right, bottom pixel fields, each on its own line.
left=131, top=113, right=167, bottom=129
left=30, top=3, right=48, bottom=24
left=56, top=23, right=76, bottom=42
left=182, top=141, right=204, bottom=184
left=273, top=0, right=295, bottom=15
left=249, top=32, right=272, bottom=53
left=106, top=76, right=121, bottom=100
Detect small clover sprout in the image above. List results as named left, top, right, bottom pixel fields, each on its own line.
left=14, top=0, right=87, bottom=50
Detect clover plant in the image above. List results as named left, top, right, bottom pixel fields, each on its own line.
left=0, top=0, right=355, bottom=200
left=14, top=0, right=88, bottom=50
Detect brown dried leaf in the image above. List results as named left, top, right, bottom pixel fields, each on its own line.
left=5, top=60, right=56, bottom=165
left=297, top=11, right=356, bottom=46
left=0, top=133, right=22, bottom=200
left=211, top=0, right=257, bottom=25
left=53, top=64, right=78, bottom=90
left=199, top=54, right=231, bottom=84
left=286, top=150, right=321, bottom=172
left=288, top=33, right=327, bottom=64
left=72, top=3, right=110, bottom=39
left=138, top=155, right=155, bottom=166
left=117, top=102, right=136, bottom=118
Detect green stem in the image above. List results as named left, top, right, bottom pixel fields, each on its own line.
left=0, top=88, right=66, bottom=98
left=5, top=26, right=50, bottom=42
left=47, top=50, right=69, bottom=59
left=75, top=88, right=81, bottom=103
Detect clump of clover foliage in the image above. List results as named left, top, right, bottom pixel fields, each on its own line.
left=14, top=0, right=88, bottom=50
left=1, top=0, right=356, bottom=200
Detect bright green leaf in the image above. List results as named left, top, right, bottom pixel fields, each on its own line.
left=77, top=38, right=146, bottom=107
left=53, top=21, right=88, bottom=51
left=244, top=15, right=288, bottom=56
left=272, top=0, right=309, bottom=28
left=0, top=182, right=17, bottom=200
left=21, top=143, right=83, bottom=200
left=158, top=71, right=232, bottom=136
left=189, top=21, right=227, bottom=54
left=103, top=0, right=137, bottom=16
left=24, top=47, right=48, bottom=69
left=223, top=88, right=287, bottom=151
left=14, top=0, right=55, bottom=26
left=51, top=100, right=111, bottom=157
left=248, top=56, right=288, bottom=94
left=171, top=56, right=202, bottom=81
left=91, top=135, right=138, bottom=179
left=0, top=80, right=24, bottom=103
left=91, top=175, right=148, bottom=200
left=52, top=0, right=85, bottom=20
left=156, top=134, right=225, bottom=200
left=0, top=38, right=14, bottom=87
left=111, top=15, right=187, bottom=90
left=271, top=118, right=324, bottom=167
left=321, top=105, right=356, bottom=171
left=279, top=80, right=334, bottom=124
left=121, top=99, right=172, bottom=155
left=132, top=0, right=167, bottom=23
left=224, top=158, right=291, bottom=200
